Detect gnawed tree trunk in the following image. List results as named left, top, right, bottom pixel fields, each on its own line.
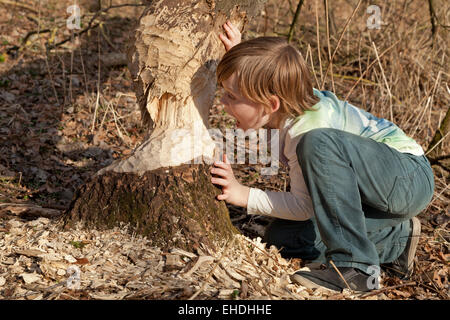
left=64, top=0, right=267, bottom=251
left=66, top=164, right=234, bottom=250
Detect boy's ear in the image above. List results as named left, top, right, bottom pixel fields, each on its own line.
left=269, top=95, right=280, bottom=113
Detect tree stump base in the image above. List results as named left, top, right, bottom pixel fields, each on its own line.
left=63, top=162, right=238, bottom=251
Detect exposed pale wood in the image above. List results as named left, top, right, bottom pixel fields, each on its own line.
left=102, top=0, right=267, bottom=175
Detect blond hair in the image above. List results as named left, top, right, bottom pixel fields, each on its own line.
left=216, top=37, right=318, bottom=128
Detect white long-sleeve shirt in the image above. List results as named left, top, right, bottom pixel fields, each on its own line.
left=246, top=89, right=424, bottom=221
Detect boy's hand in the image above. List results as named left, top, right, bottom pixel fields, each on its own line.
left=219, top=20, right=241, bottom=51
left=210, top=154, right=249, bottom=208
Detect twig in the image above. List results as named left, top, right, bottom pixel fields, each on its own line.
left=183, top=256, right=214, bottom=278
left=331, top=73, right=378, bottom=86
left=287, top=0, right=305, bottom=43
left=32, top=0, right=60, bottom=106
left=411, top=71, right=442, bottom=139
left=0, top=203, right=62, bottom=218
left=99, top=23, right=118, bottom=51
left=320, top=0, right=362, bottom=91
left=241, top=236, right=283, bottom=264
left=0, top=203, right=34, bottom=207
left=314, top=0, right=323, bottom=88
left=324, top=0, right=335, bottom=92
left=0, top=0, right=38, bottom=13
left=68, top=32, right=77, bottom=106
left=16, top=281, right=68, bottom=300
left=189, top=237, right=235, bottom=300
left=371, top=41, right=393, bottom=122
left=307, top=44, right=320, bottom=89
left=241, top=239, right=273, bottom=299
left=426, top=131, right=450, bottom=157
left=344, top=40, right=400, bottom=101
left=46, top=2, right=147, bottom=51
left=6, top=29, right=51, bottom=54
left=427, top=0, right=437, bottom=41
left=419, top=268, right=449, bottom=299
left=359, top=281, right=416, bottom=298
left=47, top=22, right=101, bottom=51
left=323, top=0, right=337, bottom=36
left=426, top=183, right=450, bottom=210
left=429, top=154, right=450, bottom=162
left=91, top=27, right=102, bottom=133
left=6, top=2, right=147, bottom=53
left=427, top=102, right=450, bottom=156
left=108, top=101, right=132, bottom=145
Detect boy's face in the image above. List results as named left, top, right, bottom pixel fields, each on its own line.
left=220, top=73, right=269, bottom=131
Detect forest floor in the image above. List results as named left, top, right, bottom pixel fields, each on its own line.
left=0, top=0, right=448, bottom=300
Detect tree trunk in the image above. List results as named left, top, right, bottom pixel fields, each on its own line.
left=426, top=106, right=450, bottom=172
left=63, top=0, right=267, bottom=251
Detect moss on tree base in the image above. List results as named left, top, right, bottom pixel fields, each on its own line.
left=63, top=162, right=239, bottom=252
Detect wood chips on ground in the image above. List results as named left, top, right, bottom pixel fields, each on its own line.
left=0, top=216, right=391, bottom=300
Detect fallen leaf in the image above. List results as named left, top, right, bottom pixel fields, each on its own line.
left=438, top=251, right=449, bottom=263
left=392, top=289, right=411, bottom=298
left=433, top=270, right=444, bottom=288
left=75, top=257, right=90, bottom=265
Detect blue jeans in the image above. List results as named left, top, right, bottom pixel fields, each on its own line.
left=264, top=128, right=434, bottom=273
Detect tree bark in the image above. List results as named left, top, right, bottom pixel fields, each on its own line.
left=427, top=106, right=450, bottom=157
left=63, top=0, right=267, bottom=251
left=64, top=163, right=235, bottom=251
left=426, top=106, right=450, bottom=173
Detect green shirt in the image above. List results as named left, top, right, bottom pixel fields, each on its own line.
left=289, top=89, right=424, bottom=156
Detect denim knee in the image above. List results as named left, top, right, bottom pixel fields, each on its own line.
left=296, top=128, right=339, bottom=167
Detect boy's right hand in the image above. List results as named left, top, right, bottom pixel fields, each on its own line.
left=219, top=20, right=241, bottom=51
left=210, top=154, right=250, bottom=208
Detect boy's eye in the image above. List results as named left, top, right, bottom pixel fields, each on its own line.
left=225, top=92, right=236, bottom=101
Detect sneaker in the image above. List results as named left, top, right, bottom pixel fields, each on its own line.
left=290, top=266, right=373, bottom=292
left=381, top=217, right=421, bottom=279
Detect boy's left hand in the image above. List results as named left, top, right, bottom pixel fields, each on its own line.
left=219, top=20, right=241, bottom=51
left=210, top=154, right=250, bottom=208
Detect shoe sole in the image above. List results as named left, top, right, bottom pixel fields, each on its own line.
left=290, top=273, right=341, bottom=292
left=404, top=217, right=421, bottom=277
left=381, top=217, right=421, bottom=279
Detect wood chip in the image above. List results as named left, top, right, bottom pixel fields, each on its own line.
left=14, top=248, right=46, bottom=258
left=212, top=267, right=240, bottom=288
left=183, top=256, right=214, bottom=277
left=64, top=255, right=77, bottom=263
left=170, top=248, right=197, bottom=259
left=164, top=254, right=185, bottom=271
left=220, top=263, right=246, bottom=281
left=20, top=273, right=41, bottom=284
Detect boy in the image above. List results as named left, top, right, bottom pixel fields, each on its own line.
left=210, top=22, right=434, bottom=292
